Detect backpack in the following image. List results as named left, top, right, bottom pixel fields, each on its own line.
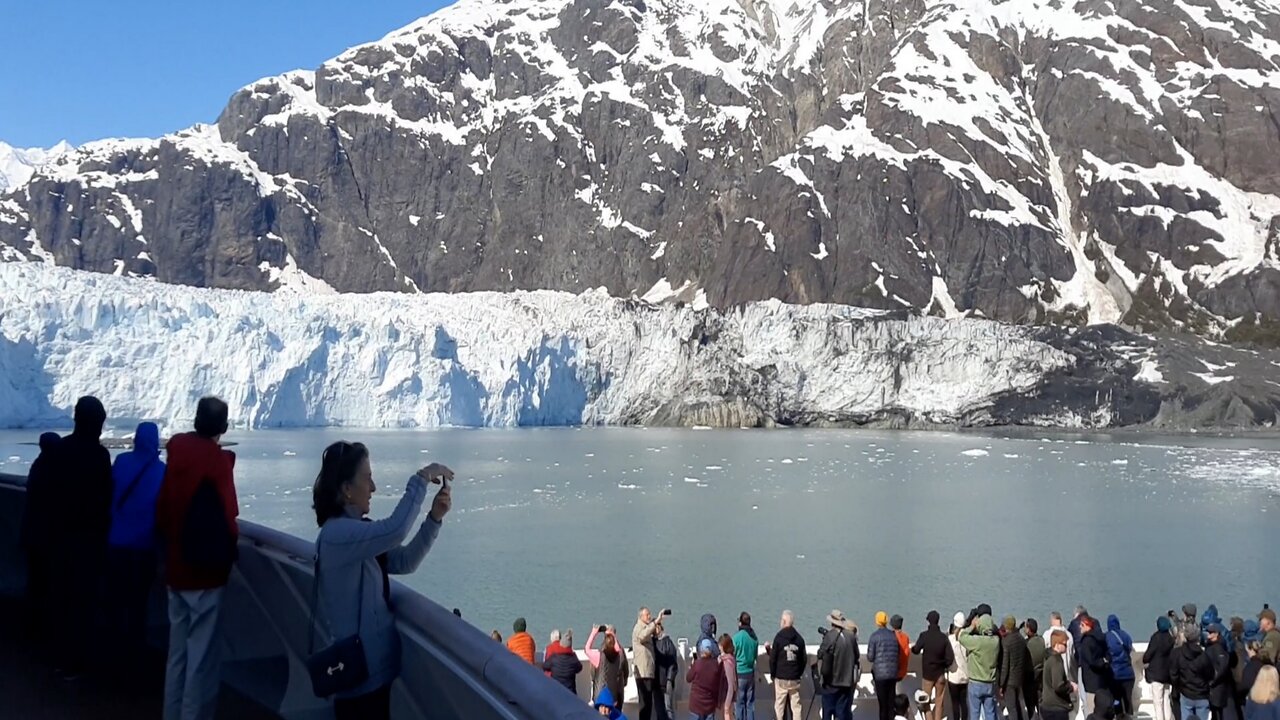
left=181, top=477, right=237, bottom=569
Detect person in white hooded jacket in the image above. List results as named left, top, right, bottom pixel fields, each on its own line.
left=949, top=612, right=971, bottom=720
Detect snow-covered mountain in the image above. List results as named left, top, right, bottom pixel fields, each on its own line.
left=2, top=0, right=1279, bottom=334
left=0, top=140, right=71, bottom=192
left=2, top=264, right=1276, bottom=430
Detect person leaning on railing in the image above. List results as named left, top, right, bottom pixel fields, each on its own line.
left=311, top=441, right=453, bottom=720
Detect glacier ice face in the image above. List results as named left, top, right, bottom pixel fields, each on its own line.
left=0, top=264, right=1082, bottom=430
left=0, top=140, right=72, bottom=192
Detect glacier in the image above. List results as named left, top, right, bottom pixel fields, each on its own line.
left=0, top=264, right=1089, bottom=430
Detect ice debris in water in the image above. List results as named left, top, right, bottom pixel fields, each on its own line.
left=961, top=449, right=989, bottom=457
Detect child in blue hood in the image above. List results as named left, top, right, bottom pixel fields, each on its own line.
left=594, top=686, right=628, bottom=719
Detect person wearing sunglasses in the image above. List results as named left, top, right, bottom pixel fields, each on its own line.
left=311, top=441, right=454, bottom=720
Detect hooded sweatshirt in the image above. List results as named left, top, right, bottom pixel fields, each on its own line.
left=594, top=687, right=626, bottom=720
left=769, top=626, right=807, bottom=682
left=1171, top=640, right=1214, bottom=700
left=1144, top=618, right=1176, bottom=685
left=108, top=422, right=167, bottom=551
left=959, top=616, right=1000, bottom=684
left=699, top=614, right=720, bottom=657
left=1106, top=615, right=1136, bottom=682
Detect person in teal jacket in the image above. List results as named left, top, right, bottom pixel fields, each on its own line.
left=733, top=611, right=760, bottom=720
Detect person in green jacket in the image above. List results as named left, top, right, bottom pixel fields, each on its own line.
left=733, top=612, right=760, bottom=720
left=959, top=614, right=1002, bottom=720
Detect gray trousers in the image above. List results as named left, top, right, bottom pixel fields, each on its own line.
left=1003, top=687, right=1028, bottom=720
left=163, top=588, right=225, bottom=720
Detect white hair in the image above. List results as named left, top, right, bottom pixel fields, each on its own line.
left=781, top=610, right=794, bottom=628
left=561, top=629, right=573, bottom=647
left=549, top=629, right=560, bottom=644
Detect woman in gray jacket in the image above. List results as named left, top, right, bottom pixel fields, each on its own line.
left=311, top=441, right=453, bottom=720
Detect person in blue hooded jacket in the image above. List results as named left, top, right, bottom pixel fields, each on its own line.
left=594, top=686, right=629, bottom=720
left=105, top=421, right=168, bottom=659
left=698, top=613, right=720, bottom=658
left=1107, top=615, right=1137, bottom=718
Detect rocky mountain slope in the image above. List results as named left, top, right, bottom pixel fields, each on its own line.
left=4, top=264, right=1276, bottom=430
left=2, top=0, right=1279, bottom=334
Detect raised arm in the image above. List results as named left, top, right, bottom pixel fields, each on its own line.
left=321, top=476, right=428, bottom=563
left=385, top=516, right=442, bottom=574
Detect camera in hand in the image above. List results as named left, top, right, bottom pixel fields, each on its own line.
left=662, top=609, right=672, bottom=616
left=817, top=626, right=829, bottom=636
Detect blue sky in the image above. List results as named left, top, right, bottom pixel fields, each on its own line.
left=0, top=1, right=453, bottom=148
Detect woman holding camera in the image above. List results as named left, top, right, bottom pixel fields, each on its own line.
left=311, top=441, right=453, bottom=720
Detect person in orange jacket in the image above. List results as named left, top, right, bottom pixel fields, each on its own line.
left=507, top=617, right=537, bottom=663
left=893, top=615, right=911, bottom=682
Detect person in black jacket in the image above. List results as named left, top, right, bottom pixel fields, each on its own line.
left=1079, top=616, right=1115, bottom=719
left=913, top=611, right=956, bottom=720
left=817, top=611, right=860, bottom=720
left=769, top=611, right=807, bottom=720
left=19, top=431, right=62, bottom=652
left=1206, top=625, right=1238, bottom=720
left=1173, top=631, right=1214, bottom=720
left=1146, top=616, right=1178, bottom=720
left=1000, top=616, right=1033, bottom=720
left=654, top=622, right=679, bottom=720
left=46, top=396, right=114, bottom=678
left=543, top=629, right=584, bottom=696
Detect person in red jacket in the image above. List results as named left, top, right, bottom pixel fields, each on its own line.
left=688, top=638, right=727, bottom=720
left=156, top=397, right=239, bottom=720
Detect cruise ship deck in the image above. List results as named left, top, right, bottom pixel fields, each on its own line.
left=1, top=470, right=1164, bottom=719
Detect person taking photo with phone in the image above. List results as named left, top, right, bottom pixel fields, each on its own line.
left=310, top=442, right=453, bottom=720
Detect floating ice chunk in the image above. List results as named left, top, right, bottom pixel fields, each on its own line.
left=683, top=477, right=700, bottom=483
left=1003, top=453, right=1020, bottom=458
left=961, top=449, right=989, bottom=457
left=705, top=465, right=723, bottom=470
left=781, top=458, right=794, bottom=464
left=1112, top=459, right=1129, bottom=465
left=282, top=450, right=296, bottom=456
left=618, top=483, right=639, bottom=490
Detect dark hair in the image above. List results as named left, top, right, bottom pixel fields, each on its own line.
left=312, top=441, right=369, bottom=526
left=890, top=614, right=903, bottom=630
left=1025, top=618, right=1039, bottom=634
left=194, top=397, right=229, bottom=438
left=740, top=611, right=751, bottom=627
left=895, top=694, right=910, bottom=715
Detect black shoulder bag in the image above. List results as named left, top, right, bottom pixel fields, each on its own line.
left=306, top=550, right=370, bottom=698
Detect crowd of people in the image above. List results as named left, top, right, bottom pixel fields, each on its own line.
left=14, top=396, right=1280, bottom=720
left=19, top=394, right=453, bottom=720
left=497, top=604, right=1280, bottom=720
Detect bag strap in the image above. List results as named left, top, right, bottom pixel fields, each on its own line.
left=115, top=457, right=157, bottom=512
left=308, top=537, right=365, bottom=656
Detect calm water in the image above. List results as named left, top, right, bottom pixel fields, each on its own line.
left=3, top=427, right=1278, bottom=644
